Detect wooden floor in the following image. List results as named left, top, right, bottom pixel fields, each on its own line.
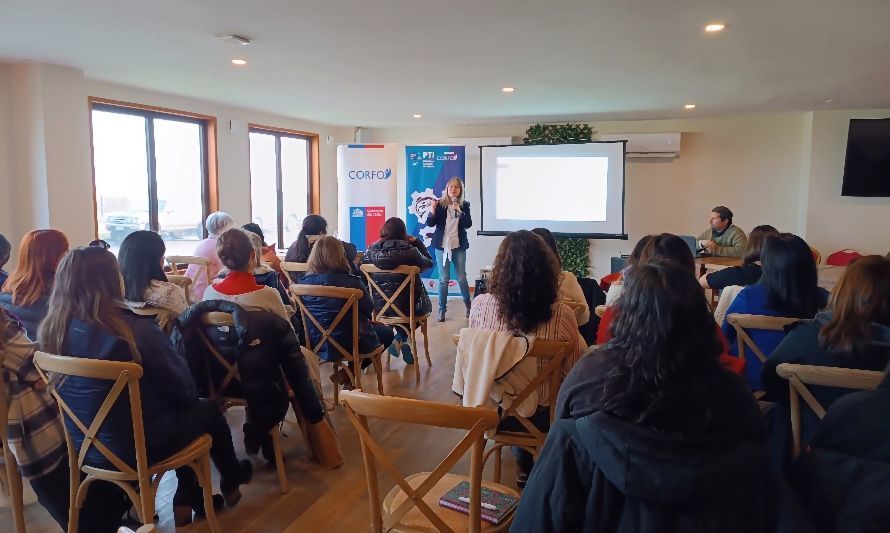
left=1, top=305, right=520, bottom=532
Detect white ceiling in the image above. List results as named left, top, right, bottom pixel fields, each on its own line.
left=1, top=0, right=889, bottom=127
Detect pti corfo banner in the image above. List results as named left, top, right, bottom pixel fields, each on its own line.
left=337, top=144, right=398, bottom=251
left=405, top=145, right=466, bottom=296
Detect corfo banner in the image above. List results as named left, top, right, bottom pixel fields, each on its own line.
left=405, top=145, right=466, bottom=296
left=337, top=144, right=398, bottom=251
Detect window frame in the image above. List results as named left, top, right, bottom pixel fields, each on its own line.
left=87, top=97, right=219, bottom=240
left=248, top=124, right=320, bottom=248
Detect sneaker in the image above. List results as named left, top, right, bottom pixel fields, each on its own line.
left=438, top=310, right=446, bottom=322
left=400, top=342, right=415, bottom=364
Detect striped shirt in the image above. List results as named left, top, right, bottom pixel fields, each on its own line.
left=469, top=294, right=583, bottom=405
left=2, top=325, right=66, bottom=479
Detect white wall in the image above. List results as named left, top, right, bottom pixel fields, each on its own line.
left=0, top=61, right=353, bottom=257
left=366, top=113, right=809, bottom=280
left=804, top=109, right=890, bottom=257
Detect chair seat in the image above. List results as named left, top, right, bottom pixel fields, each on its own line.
left=376, top=313, right=431, bottom=326
left=382, top=472, right=518, bottom=533
left=484, top=429, right=542, bottom=446
left=82, top=435, right=213, bottom=481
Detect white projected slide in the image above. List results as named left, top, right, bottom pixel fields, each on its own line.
left=495, top=156, right=608, bottom=221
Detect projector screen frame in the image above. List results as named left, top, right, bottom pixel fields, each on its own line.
left=477, top=140, right=628, bottom=240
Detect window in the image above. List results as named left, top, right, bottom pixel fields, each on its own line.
left=89, top=99, right=217, bottom=256
left=249, top=126, right=317, bottom=248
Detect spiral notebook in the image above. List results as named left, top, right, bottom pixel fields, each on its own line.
left=438, top=480, right=518, bottom=525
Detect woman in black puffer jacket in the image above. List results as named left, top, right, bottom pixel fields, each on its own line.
left=362, top=218, right=433, bottom=363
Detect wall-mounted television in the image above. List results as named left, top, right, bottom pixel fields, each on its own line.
left=841, top=118, right=890, bottom=197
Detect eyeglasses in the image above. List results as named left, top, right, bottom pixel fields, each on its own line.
left=89, top=239, right=111, bottom=250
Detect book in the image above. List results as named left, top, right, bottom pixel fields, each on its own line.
left=438, top=480, right=518, bottom=525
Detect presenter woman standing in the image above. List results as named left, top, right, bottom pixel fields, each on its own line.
left=426, top=177, right=472, bottom=322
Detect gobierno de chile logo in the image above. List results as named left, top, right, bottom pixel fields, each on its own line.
left=348, top=168, right=392, bottom=180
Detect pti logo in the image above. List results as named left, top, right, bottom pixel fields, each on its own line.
left=348, top=168, right=392, bottom=180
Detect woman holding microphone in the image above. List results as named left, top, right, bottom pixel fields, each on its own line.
left=426, top=177, right=472, bottom=322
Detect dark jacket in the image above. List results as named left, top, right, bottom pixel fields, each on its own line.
left=788, top=374, right=890, bottom=533
left=55, top=310, right=198, bottom=468
left=362, top=238, right=433, bottom=318
left=512, top=412, right=814, bottom=533
left=285, top=238, right=360, bottom=279
left=297, top=272, right=381, bottom=362
left=0, top=292, right=48, bottom=340
left=425, top=201, right=472, bottom=250
left=172, top=300, right=325, bottom=435
left=762, top=312, right=890, bottom=469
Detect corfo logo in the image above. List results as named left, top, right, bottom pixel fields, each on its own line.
left=348, top=168, right=392, bottom=180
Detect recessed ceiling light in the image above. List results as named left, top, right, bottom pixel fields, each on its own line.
left=501, top=87, right=515, bottom=93
left=412, top=114, right=423, bottom=118
left=705, top=23, right=726, bottom=32
left=824, top=99, right=836, bottom=104
left=231, top=59, right=247, bottom=66
left=684, top=104, right=696, bottom=109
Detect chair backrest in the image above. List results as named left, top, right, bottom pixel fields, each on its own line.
left=726, top=313, right=799, bottom=363
left=125, top=303, right=177, bottom=334
left=166, top=256, right=211, bottom=288
left=775, top=363, right=883, bottom=457
left=826, top=249, right=863, bottom=266
left=340, top=390, right=500, bottom=533
left=360, top=264, right=421, bottom=322
left=166, top=274, right=193, bottom=294
left=290, top=284, right=362, bottom=363
left=280, top=262, right=310, bottom=275
left=195, top=312, right=243, bottom=404
left=452, top=334, right=569, bottom=441
left=33, top=352, right=149, bottom=479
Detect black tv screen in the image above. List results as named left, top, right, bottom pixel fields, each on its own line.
left=841, top=118, right=890, bottom=197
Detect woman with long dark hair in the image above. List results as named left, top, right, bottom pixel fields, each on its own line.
left=425, top=177, right=472, bottom=322
left=39, top=246, right=252, bottom=526
left=118, top=230, right=188, bottom=315
left=514, top=260, right=805, bottom=532
left=0, top=229, right=69, bottom=339
left=722, top=233, right=828, bottom=390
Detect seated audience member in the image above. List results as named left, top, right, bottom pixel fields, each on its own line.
left=2, top=308, right=128, bottom=532
left=789, top=364, right=890, bottom=533
left=604, top=235, right=652, bottom=306
left=700, top=224, right=779, bottom=290
left=203, top=229, right=291, bottom=321
left=242, top=230, right=292, bottom=309
left=118, top=230, right=188, bottom=315
left=242, top=222, right=287, bottom=286
left=0, top=233, right=10, bottom=287
left=763, top=255, right=890, bottom=467
left=37, top=246, right=252, bottom=526
left=596, top=233, right=743, bottom=375
left=516, top=260, right=813, bottom=533
left=532, top=228, right=589, bottom=326
left=722, top=233, right=829, bottom=390
left=285, top=214, right=359, bottom=279
left=696, top=205, right=748, bottom=257
left=362, top=217, right=433, bottom=364
left=0, top=229, right=69, bottom=339
left=299, top=236, right=394, bottom=387
left=468, top=230, right=582, bottom=486
left=186, top=211, right=235, bottom=302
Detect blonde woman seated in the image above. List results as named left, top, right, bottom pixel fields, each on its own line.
left=203, top=229, right=290, bottom=322
left=532, top=228, right=589, bottom=325
left=467, top=230, right=582, bottom=486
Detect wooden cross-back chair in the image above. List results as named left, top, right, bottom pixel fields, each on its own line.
left=166, top=275, right=193, bottom=300
left=290, top=285, right=386, bottom=408
left=195, top=312, right=292, bottom=493
left=32, top=352, right=220, bottom=533
left=775, top=363, right=883, bottom=458
left=360, top=264, right=432, bottom=381
left=166, top=256, right=210, bottom=304
left=0, top=362, right=26, bottom=533
left=125, top=304, right=177, bottom=335
left=280, top=261, right=310, bottom=282
left=340, top=391, right=519, bottom=533
left=453, top=334, right=569, bottom=483
left=726, top=313, right=799, bottom=397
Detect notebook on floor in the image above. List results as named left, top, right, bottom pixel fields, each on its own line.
left=438, top=480, right=519, bottom=525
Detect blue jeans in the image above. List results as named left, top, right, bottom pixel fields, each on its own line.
left=435, top=247, right=471, bottom=312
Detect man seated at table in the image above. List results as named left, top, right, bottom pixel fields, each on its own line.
left=696, top=206, right=747, bottom=257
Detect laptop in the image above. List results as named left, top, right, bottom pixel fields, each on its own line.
left=679, top=235, right=709, bottom=258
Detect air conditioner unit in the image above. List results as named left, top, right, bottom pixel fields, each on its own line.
left=598, top=133, right=681, bottom=159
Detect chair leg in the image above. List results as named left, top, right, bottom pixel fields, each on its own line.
left=3, top=450, right=25, bottom=533
left=421, top=320, right=432, bottom=367
left=493, top=446, right=502, bottom=484
left=68, top=483, right=84, bottom=533
left=197, top=454, right=222, bottom=533
left=271, top=429, right=289, bottom=494
left=410, top=327, right=420, bottom=382
left=333, top=364, right=341, bottom=409
left=374, top=356, right=384, bottom=396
